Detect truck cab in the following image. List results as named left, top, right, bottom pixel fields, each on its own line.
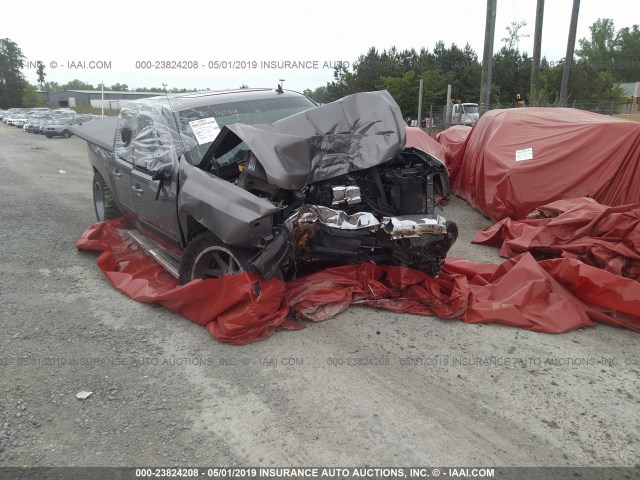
left=452, top=103, right=479, bottom=125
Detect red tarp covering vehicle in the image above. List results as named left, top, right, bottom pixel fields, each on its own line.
left=435, top=125, right=471, bottom=167
left=404, top=126, right=446, bottom=161
left=447, top=108, right=640, bottom=220
left=473, top=198, right=640, bottom=281
left=77, top=219, right=640, bottom=344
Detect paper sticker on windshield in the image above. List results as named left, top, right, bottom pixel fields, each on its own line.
left=515, top=147, right=533, bottom=161
left=189, top=117, right=221, bottom=145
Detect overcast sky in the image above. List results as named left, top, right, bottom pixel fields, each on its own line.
left=4, top=0, right=637, bottom=92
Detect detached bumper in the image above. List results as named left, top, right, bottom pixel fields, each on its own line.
left=250, top=205, right=457, bottom=279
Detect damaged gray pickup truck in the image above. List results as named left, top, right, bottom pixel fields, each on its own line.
left=72, top=88, right=457, bottom=283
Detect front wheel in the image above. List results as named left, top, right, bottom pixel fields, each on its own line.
left=178, top=231, right=247, bottom=285
left=93, top=171, right=122, bottom=221
left=63, top=130, right=71, bottom=138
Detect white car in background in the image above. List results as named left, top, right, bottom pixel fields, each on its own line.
left=10, top=115, right=30, bottom=127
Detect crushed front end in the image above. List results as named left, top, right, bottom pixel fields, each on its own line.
left=200, top=90, right=457, bottom=280
left=280, top=147, right=456, bottom=277
left=245, top=145, right=457, bottom=279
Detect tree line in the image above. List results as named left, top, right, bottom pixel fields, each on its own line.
left=302, top=19, right=640, bottom=117
left=2, top=19, right=639, bottom=111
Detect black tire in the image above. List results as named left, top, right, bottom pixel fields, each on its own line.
left=63, top=130, right=71, bottom=138
left=178, top=231, right=247, bottom=285
left=93, top=171, right=122, bottom=221
left=45, top=134, right=52, bottom=138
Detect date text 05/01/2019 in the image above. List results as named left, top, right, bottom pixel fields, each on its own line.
left=132, top=60, right=350, bottom=70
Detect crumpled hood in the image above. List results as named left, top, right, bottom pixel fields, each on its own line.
left=204, top=90, right=407, bottom=190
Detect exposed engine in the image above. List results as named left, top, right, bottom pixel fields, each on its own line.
left=304, top=150, right=447, bottom=217
left=221, top=148, right=450, bottom=219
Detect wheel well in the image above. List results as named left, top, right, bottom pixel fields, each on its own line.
left=185, top=216, right=208, bottom=243
left=433, top=175, right=444, bottom=195
left=92, top=166, right=102, bottom=182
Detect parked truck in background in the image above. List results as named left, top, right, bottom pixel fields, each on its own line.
left=452, top=102, right=479, bottom=125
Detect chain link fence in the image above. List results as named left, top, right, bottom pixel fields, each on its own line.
left=422, top=98, right=640, bottom=136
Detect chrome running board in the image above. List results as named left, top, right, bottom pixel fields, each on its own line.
left=127, top=230, right=180, bottom=279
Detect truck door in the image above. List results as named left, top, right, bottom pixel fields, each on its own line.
left=452, top=104, right=461, bottom=123
left=130, top=122, right=181, bottom=249
left=131, top=164, right=181, bottom=248
left=111, top=127, right=135, bottom=212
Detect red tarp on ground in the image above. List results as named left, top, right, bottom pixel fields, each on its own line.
left=473, top=198, right=640, bottom=281
left=404, top=126, right=446, bottom=161
left=77, top=219, right=640, bottom=344
left=435, top=125, right=472, bottom=167
left=447, top=108, right=640, bottom=220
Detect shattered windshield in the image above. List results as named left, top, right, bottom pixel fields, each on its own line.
left=177, top=96, right=316, bottom=165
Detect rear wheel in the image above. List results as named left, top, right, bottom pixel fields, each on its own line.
left=179, top=231, right=247, bottom=285
left=93, top=171, right=122, bottom=221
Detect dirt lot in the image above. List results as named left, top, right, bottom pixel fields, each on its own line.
left=1, top=124, right=639, bottom=468
left=614, top=113, right=640, bottom=122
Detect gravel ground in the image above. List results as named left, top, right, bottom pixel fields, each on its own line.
left=0, top=124, right=639, bottom=468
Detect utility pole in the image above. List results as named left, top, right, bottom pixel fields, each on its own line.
left=479, top=0, right=497, bottom=114
left=530, top=0, right=545, bottom=105
left=445, top=84, right=452, bottom=127
left=560, top=0, right=580, bottom=106
left=417, top=79, right=423, bottom=128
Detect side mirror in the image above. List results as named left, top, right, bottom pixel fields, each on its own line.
left=152, top=165, right=173, bottom=201
left=151, top=165, right=172, bottom=182
left=120, top=127, right=132, bottom=146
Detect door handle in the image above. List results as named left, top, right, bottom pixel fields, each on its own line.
left=113, top=170, right=122, bottom=178
left=132, top=185, right=144, bottom=194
